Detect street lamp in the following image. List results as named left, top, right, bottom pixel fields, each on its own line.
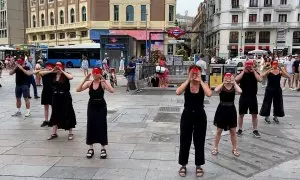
left=240, top=5, right=244, bottom=57
left=145, top=13, right=148, bottom=62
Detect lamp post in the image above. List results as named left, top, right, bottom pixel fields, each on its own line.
left=240, top=5, right=244, bottom=57
left=145, top=13, right=148, bottom=61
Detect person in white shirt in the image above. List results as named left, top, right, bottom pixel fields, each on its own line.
left=196, top=54, right=207, bottom=82
left=283, top=55, right=294, bottom=90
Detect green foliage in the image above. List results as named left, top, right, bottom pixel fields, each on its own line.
left=151, top=50, right=161, bottom=64
left=176, top=49, right=189, bottom=61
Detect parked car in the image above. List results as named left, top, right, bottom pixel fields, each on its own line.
left=231, top=56, right=247, bottom=67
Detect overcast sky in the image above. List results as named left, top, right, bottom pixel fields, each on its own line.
left=176, top=0, right=204, bottom=17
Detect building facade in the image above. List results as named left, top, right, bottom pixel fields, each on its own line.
left=0, top=0, right=28, bottom=45
left=204, top=0, right=300, bottom=58
left=191, top=2, right=206, bottom=54
left=26, top=0, right=177, bottom=57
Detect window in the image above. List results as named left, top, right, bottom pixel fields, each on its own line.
left=280, top=0, right=287, bottom=5
left=50, top=12, right=54, bottom=25
left=32, top=35, right=37, bottom=41
left=81, top=31, right=88, bottom=37
left=232, top=15, right=238, bottom=23
left=31, top=0, right=36, bottom=6
left=167, top=44, right=173, bottom=55
left=41, top=13, right=45, bottom=26
left=41, top=34, right=46, bottom=40
left=0, top=30, right=7, bottom=38
left=59, top=33, right=65, bottom=39
left=48, top=0, right=54, bottom=2
left=232, top=0, right=239, bottom=8
left=40, top=0, right=44, bottom=4
left=70, top=8, right=75, bottom=23
left=60, top=10, right=64, bottom=24
left=279, top=14, right=287, bottom=22
left=259, top=31, right=270, bottom=43
left=229, top=32, right=239, bottom=43
left=141, top=5, right=146, bottom=21
left=298, top=14, right=300, bottom=22
left=264, top=0, right=272, bottom=7
left=32, top=15, right=36, bottom=27
left=81, top=6, right=86, bottom=21
left=263, top=14, right=271, bottom=22
left=169, top=5, right=174, bottom=21
left=249, top=14, right=257, bottom=22
left=245, top=31, right=256, bottom=43
left=126, top=5, right=134, bottom=21
left=50, top=34, right=55, bottom=40
left=293, top=31, right=300, bottom=45
left=114, top=5, right=119, bottom=21
left=249, top=0, right=258, bottom=7
left=69, top=32, right=76, bottom=38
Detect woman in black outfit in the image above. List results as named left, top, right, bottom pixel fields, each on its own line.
left=260, top=60, right=290, bottom=124
left=76, top=67, right=114, bottom=159
left=212, top=73, right=242, bottom=157
left=176, top=65, right=212, bottom=177
left=39, top=63, right=55, bottom=127
left=41, top=62, right=76, bottom=140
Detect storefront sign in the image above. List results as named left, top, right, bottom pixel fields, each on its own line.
left=109, top=30, right=164, bottom=40
left=167, top=27, right=185, bottom=39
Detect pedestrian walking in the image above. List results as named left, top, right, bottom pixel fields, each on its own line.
left=176, top=65, right=212, bottom=177
left=26, top=57, right=40, bottom=99
left=196, top=54, right=207, bottom=82
left=119, top=57, right=125, bottom=74
left=260, top=60, right=291, bottom=124
left=212, top=73, right=242, bottom=157
left=235, top=60, right=262, bottom=138
left=76, top=67, right=114, bottom=159
left=9, top=58, right=33, bottom=117
left=35, top=60, right=43, bottom=86
left=283, top=55, right=294, bottom=90
left=292, top=55, right=300, bottom=90
left=81, top=57, right=89, bottom=77
left=261, top=57, right=271, bottom=88
left=38, top=63, right=55, bottom=127
left=47, top=62, right=76, bottom=140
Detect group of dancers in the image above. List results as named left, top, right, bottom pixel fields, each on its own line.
left=176, top=59, right=288, bottom=177
left=9, top=58, right=114, bottom=159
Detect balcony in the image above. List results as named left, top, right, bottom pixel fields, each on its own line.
left=26, top=22, right=90, bottom=34
left=274, top=4, right=293, bottom=12
left=263, top=4, right=272, bottom=8
left=230, top=6, right=243, bottom=12
left=248, top=22, right=260, bottom=28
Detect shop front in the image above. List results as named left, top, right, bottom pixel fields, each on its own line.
left=244, top=46, right=256, bottom=55
left=227, top=44, right=238, bottom=58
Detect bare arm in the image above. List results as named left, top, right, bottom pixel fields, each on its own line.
left=9, top=66, right=17, bottom=75
left=235, top=70, right=244, bottom=83
left=76, top=80, right=92, bottom=92
left=101, top=80, right=115, bottom=93
left=214, top=83, right=223, bottom=93
left=39, top=70, right=54, bottom=76
left=18, top=65, right=33, bottom=76
left=200, top=80, right=212, bottom=97
left=61, top=70, right=73, bottom=80
left=280, top=68, right=291, bottom=79
left=253, top=70, right=262, bottom=82
left=176, top=80, right=189, bottom=95
left=234, top=83, right=243, bottom=94
left=261, top=69, right=272, bottom=78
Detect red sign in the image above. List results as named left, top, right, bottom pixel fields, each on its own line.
left=167, top=27, right=185, bottom=39
left=239, top=48, right=243, bottom=52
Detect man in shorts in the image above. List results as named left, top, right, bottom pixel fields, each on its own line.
left=235, top=60, right=262, bottom=138
left=9, top=58, right=33, bottom=117
left=283, top=55, right=294, bottom=90
left=292, top=55, right=300, bottom=90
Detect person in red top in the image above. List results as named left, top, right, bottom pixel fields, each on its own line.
left=158, top=55, right=169, bottom=88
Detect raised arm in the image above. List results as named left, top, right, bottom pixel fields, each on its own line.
left=39, top=69, right=54, bottom=76
left=234, top=82, right=243, bottom=94
left=9, top=66, right=17, bottom=75
left=101, top=79, right=115, bottom=93
left=235, top=70, right=244, bottom=83
left=280, top=67, right=291, bottom=79
left=176, top=79, right=189, bottom=95
left=200, top=80, right=212, bottom=97
left=214, top=83, right=223, bottom=93
left=17, top=64, right=33, bottom=76
left=61, top=70, right=73, bottom=80
left=253, top=70, right=262, bottom=82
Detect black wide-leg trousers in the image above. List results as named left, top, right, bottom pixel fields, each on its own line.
left=179, top=108, right=207, bottom=166
left=260, top=87, right=285, bottom=117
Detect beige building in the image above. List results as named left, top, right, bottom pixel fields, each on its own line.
left=0, top=0, right=28, bottom=45
left=26, top=0, right=177, bottom=56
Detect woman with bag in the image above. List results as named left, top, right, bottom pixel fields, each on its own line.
left=157, top=55, right=169, bottom=88
left=76, top=67, right=114, bottom=159
left=211, top=73, right=242, bottom=157
left=176, top=65, right=212, bottom=177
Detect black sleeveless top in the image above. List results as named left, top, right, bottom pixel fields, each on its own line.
left=89, top=81, right=104, bottom=100
left=184, top=83, right=205, bottom=110
left=219, top=86, right=235, bottom=103
left=267, top=73, right=281, bottom=89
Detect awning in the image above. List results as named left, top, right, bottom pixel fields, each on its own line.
left=109, top=30, right=164, bottom=40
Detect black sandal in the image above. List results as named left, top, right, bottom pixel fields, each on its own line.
left=86, top=149, right=94, bottom=159
left=100, top=149, right=107, bottom=159
left=196, top=167, right=204, bottom=177
left=47, top=134, right=58, bottom=140
left=179, top=166, right=187, bottom=177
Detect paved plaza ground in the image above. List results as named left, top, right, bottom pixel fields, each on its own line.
left=0, top=69, right=300, bottom=180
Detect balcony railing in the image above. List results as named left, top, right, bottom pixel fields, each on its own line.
left=275, top=4, right=293, bottom=11
left=264, top=4, right=272, bottom=7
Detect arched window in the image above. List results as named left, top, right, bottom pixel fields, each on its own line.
left=32, top=15, right=36, bottom=27
left=70, top=8, right=75, bottom=23
left=82, top=6, right=86, bottom=21
left=41, top=13, right=45, bottom=26
left=60, top=10, right=64, bottom=24
left=126, top=5, right=134, bottom=21
left=50, top=12, right=54, bottom=25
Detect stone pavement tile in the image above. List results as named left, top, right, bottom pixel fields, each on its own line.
left=205, top=174, right=247, bottom=180
left=0, top=164, right=51, bottom=177
left=145, top=170, right=218, bottom=180
left=0, top=177, right=79, bottom=180
left=55, top=157, right=150, bottom=169
left=134, top=143, right=176, bottom=152
left=92, top=168, right=148, bottom=180
left=0, top=147, right=13, bottom=154
left=250, top=177, right=300, bottom=180
left=12, top=155, right=61, bottom=166
left=0, top=140, right=24, bottom=147
left=130, top=151, right=176, bottom=161
left=42, top=166, right=99, bottom=179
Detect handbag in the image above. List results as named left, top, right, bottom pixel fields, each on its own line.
left=156, top=66, right=166, bottom=74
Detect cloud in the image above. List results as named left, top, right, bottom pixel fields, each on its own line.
left=176, top=0, right=204, bottom=16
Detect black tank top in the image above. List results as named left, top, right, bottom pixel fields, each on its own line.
left=267, top=73, right=281, bottom=89
left=184, top=83, right=205, bottom=109
left=89, top=81, right=104, bottom=100
left=219, top=86, right=235, bottom=103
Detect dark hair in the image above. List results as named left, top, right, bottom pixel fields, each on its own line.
left=189, top=64, right=201, bottom=72
left=200, top=54, right=204, bottom=58
left=131, top=56, right=135, bottom=60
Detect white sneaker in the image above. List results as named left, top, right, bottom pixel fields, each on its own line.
left=24, top=112, right=31, bottom=117
left=282, top=87, right=286, bottom=91
left=289, top=88, right=293, bottom=90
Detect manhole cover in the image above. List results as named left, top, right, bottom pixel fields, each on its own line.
left=154, top=113, right=181, bottom=122
left=158, top=106, right=180, bottom=112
